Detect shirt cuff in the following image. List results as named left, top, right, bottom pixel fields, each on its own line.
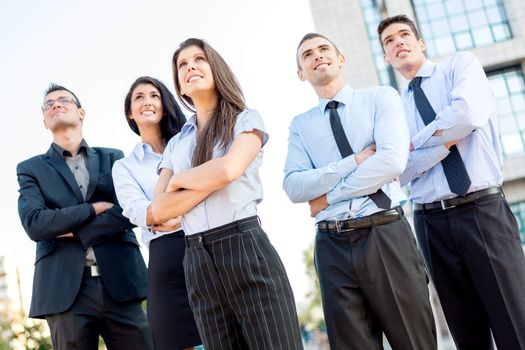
left=412, top=122, right=438, bottom=149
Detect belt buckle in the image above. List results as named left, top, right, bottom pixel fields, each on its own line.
left=90, top=265, right=100, bottom=277
left=440, top=200, right=455, bottom=210
left=335, top=220, right=354, bottom=233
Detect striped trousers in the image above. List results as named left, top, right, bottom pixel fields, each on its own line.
left=183, top=216, right=303, bottom=350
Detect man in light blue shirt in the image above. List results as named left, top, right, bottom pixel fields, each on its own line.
left=283, top=33, right=436, bottom=350
left=379, top=15, right=525, bottom=350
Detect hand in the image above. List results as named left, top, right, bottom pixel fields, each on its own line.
left=92, top=201, right=114, bottom=215
left=309, top=195, right=328, bottom=218
left=152, top=217, right=182, bottom=233
left=409, top=143, right=414, bottom=151
left=57, top=232, right=74, bottom=238
left=355, top=144, right=376, bottom=165
left=444, top=140, right=459, bottom=149
left=166, top=174, right=181, bottom=192
left=433, top=129, right=443, bottom=136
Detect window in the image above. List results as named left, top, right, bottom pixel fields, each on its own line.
left=488, top=67, right=525, bottom=156
left=360, top=0, right=397, bottom=88
left=412, top=0, right=512, bottom=57
left=510, top=200, right=525, bottom=244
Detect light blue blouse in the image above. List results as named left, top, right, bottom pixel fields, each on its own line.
left=159, top=109, right=269, bottom=235
left=113, top=143, right=179, bottom=247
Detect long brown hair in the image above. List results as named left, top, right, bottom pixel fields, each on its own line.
left=172, top=38, right=246, bottom=167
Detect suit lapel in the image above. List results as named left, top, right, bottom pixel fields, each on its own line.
left=44, top=146, right=84, bottom=202
left=85, top=147, right=99, bottom=200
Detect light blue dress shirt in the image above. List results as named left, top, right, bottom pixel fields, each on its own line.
left=159, top=109, right=269, bottom=235
left=283, top=85, right=409, bottom=222
left=400, top=52, right=503, bottom=204
left=113, top=143, right=178, bottom=247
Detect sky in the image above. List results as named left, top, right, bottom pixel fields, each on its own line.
left=0, top=0, right=323, bottom=313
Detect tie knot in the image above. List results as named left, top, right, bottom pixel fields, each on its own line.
left=326, top=100, right=338, bottom=111
left=410, top=76, right=422, bottom=89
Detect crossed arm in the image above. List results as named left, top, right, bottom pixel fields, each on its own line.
left=17, top=162, right=132, bottom=247
left=150, top=130, right=264, bottom=223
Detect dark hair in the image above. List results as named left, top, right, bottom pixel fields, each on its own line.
left=124, top=76, right=186, bottom=145
left=296, top=33, right=341, bottom=70
left=377, top=14, right=421, bottom=46
left=44, top=83, right=82, bottom=108
left=172, top=38, right=246, bottom=167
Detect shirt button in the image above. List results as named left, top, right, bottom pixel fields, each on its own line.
left=80, top=185, right=83, bottom=188
left=75, top=166, right=78, bottom=169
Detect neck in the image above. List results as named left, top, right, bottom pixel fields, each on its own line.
left=52, top=128, right=83, bottom=156
left=399, top=58, right=426, bottom=80
left=139, top=125, right=165, bottom=154
left=192, top=92, right=218, bottom=130
left=313, top=75, right=347, bottom=100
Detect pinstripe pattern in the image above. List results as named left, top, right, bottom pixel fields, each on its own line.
left=183, top=219, right=303, bottom=350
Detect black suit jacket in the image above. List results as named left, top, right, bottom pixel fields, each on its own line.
left=17, top=143, right=147, bottom=318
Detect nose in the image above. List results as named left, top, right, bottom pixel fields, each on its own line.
left=186, top=61, right=197, bottom=72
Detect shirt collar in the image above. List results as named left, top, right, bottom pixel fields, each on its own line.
left=52, top=139, right=89, bottom=158
left=407, top=59, right=436, bottom=91
left=180, top=114, right=197, bottom=136
left=318, top=85, right=354, bottom=113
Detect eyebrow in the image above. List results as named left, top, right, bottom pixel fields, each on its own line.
left=382, top=29, right=412, bottom=44
left=301, top=44, right=331, bottom=59
left=43, top=94, right=70, bottom=103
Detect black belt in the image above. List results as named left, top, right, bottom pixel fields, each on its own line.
left=316, top=207, right=402, bottom=233
left=414, top=187, right=503, bottom=211
left=186, top=216, right=260, bottom=246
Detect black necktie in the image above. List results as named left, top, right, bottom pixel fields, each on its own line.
left=326, top=100, right=391, bottom=209
left=410, top=77, right=471, bottom=196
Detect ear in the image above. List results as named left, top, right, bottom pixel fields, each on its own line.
left=43, top=118, right=48, bottom=129
left=419, top=38, right=426, bottom=52
left=383, top=53, right=392, bottom=66
left=338, top=53, right=346, bottom=67
left=78, top=108, right=85, bottom=122
left=297, top=69, right=306, bottom=82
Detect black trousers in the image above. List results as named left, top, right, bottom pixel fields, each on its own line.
left=183, top=216, right=303, bottom=350
left=315, top=215, right=437, bottom=350
left=148, top=233, right=201, bottom=350
left=46, top=272, right=153, bottom=350
left=414, top=193, right=525, bottom=350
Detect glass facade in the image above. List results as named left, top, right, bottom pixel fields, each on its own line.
left=510, top=201, right=525, bottom=244
left=488, top=67, right=525, bottom=156
left=412, top=0, right=512, bottom=57
left=360, top=0, right=397, bottom=88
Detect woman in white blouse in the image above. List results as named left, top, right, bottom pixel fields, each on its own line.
left=151, top=39, right=303, bottom=350
left=112, top=76, right=201, bottom=350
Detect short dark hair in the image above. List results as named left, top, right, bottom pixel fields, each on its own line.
left=296, top=33, right=341, bottom=70
left=124, top=76, right=186, bottom=145
left=44, top=83, right=82, bottom=108
left=377, top=14, right=421, bottom=47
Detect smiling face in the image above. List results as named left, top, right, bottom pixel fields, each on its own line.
left=297, top=36, right=346, bottom=87
left=128, top=83, right=164, bottom=128
left=42, top=90, right=84, bottom=132
left=381, top=22, right=426, bottom=78
left=175, top=45, right=215, bottom=99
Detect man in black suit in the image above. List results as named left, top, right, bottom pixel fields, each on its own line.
left=17, top=84, right=153, bottom=350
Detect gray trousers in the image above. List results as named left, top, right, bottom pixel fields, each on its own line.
left=183, top=216, right=303, bottom=350
left=46, top=273, right=152, bottom=350
left=315, top=215, right=437, bottom=350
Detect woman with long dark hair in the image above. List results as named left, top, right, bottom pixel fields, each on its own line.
left=112, top=76, right=201, bottom=350
left=151, top=39, right=303, bottom=350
